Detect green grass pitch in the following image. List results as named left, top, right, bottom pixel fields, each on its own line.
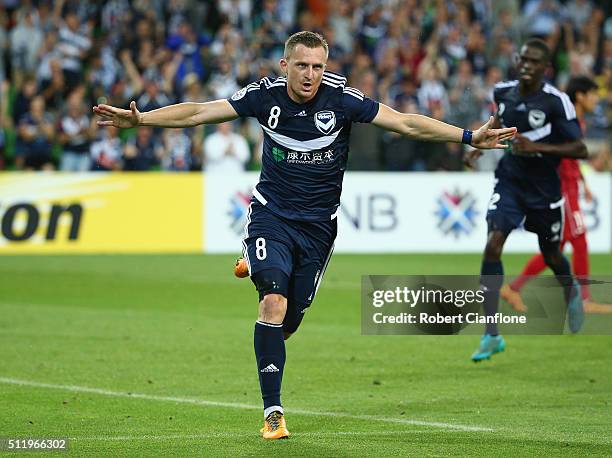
left=1, top=254, right=611, bottom=456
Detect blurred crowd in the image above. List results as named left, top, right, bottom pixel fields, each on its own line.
left=0, top=0, right=610, bottom=172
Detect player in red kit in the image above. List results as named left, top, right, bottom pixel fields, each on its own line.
left=501, top=76, right=612, bottom=313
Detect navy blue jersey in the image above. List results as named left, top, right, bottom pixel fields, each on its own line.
left=494, top=80, right=582, bottom=202
left=227, top=72, right=379, bottom=221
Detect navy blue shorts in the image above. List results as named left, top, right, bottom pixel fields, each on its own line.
left=486, top=177, right=564, bottom=242
left=242, top=200, right=336, bottom=315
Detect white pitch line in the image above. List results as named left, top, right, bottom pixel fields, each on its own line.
left=70, top=430, right=463, bottom=442
left=0, top=377, right=493, bottom=432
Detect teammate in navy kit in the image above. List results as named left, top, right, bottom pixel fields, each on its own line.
left=466, top=39, right=588, bottom=362
left=94, top=31, right=516, bottom=439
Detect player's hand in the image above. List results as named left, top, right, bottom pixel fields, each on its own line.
left=463, top=149, right=483, bottom=169
left=471, top=116, right=516, bottom=149
left=93, top=101, right=142, bottom=128
left=511, top=133, right=540, bottom=154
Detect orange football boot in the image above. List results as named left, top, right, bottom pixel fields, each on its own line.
left=500, top=284, right=528, bottom=313
left=260, top=411, right=289, bottom=440
left=584, top=301, right=612, bottom=314
left=234, top=257, right=249, bottom=278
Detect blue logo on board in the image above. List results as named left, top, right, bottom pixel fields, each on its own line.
left=435, top=189, right=479, bottom=238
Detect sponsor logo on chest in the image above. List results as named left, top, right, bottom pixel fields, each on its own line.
left=286, top=149, right=334, bottom=164
left=270, top=146, right=335, bottom=164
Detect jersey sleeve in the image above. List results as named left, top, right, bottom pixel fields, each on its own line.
left=551, top=96, right=582, bottom=141
left=342, top=87, right=379, bottom=123
left=227, top=82, right=261, bottom=118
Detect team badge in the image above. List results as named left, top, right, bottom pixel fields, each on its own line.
left=231, top=87, right=247, bottom=101
left=528, top=109, right=546, bottom=129
left=314, top=111, right=336, bottom=135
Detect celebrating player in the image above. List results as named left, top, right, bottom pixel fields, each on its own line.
left=466, top=39, right=587, bottom=362
left=94, top=31, right=516, bottom=439
left=501, top=76, right=612, bottom=314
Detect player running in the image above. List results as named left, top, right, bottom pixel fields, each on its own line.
left=501, top=76, right=612, bottom=314
left=94, top=31, right=516, bottom=439
left=466, top=39, right=588, bottom=362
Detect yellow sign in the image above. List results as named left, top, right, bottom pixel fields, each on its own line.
left=0, top=173, right=203, bottom=253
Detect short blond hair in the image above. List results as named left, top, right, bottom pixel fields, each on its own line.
left=284, top=31, right=329, bottom=60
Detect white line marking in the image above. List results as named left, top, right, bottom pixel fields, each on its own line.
left=0, top=377, right=493, bottom=432
left=70, top=430, right=463, bottom=442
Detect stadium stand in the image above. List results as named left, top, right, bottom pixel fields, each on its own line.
left=0, top=0, right=609, bottom=172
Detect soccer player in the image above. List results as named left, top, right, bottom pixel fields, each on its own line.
left=94, top=31, right=516, bottom=439
left=466, top=39, right=588, bottom=362
left=501, top=76, right=612, bottom=314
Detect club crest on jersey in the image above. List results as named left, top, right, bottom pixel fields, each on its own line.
left=231, top=87, right=247, bottom=101
left=314, top=110, right=336, bottom=135
left=528, top=109, right=546, bottom=129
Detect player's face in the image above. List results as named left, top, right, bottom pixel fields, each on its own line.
left=579, top=89, right=599, bottom=114
left=517, top=46, right=547, bottom=85
left=280, top=44, right=327, bottom=103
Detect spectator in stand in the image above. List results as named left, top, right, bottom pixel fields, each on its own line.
left=56, top=9, right=92, bottom=90
left=208, top=58, right=240, bottom=100
left=382, top=98, right=424, bottom=171
left=490, top=8, right=522, bottom=51
left=448, top=59, right=486, bottom=128
left=16, top=96, right=55, bottom=170
left=123, top=127, right=163, bottom=171
left=160, top=128, right=192, bottom=171
left=91, top=126, right=122, bottom=171
left=40, top=58, right=70, bottom=113
left=465, top=28, right=488, bottom=77
left=87, top=44, right=122, bottom=94
left=398, top=35, right=425, bottom=84
left=180, top=72, right=207, bottom=103
left=387, top=75, right=419, bottom=111
left=165, top=21, right=209, bottom=87
left=328, top=0, right=353, bottom=55
left=251, top=0, right=287, bottom=60
left=417, top=63, right=449, bottom=116
left=58, top=89, right=97, bottom=171
left=136, top=75, right=173, bottom=113
left=442, top=25, right=467, bottom=70
left=203, top=122, right=250, bottom=174
left=0, top=0, right=609, bottom=174
left=563, top=0, right=594, bottom=35
left=348, top=70, right=383, bottom=170
left=101, top=0, right=131, bottom=43
left=489, top=35, right=518, bottom=80
left=357, top=4, right=387, bottom=58
left=12, top=75, right=38, bottom=128
left=217, top=0, right=252, bottom=36
left=522, top=0, right=562, bottom=50
left=9, top=8, right=43, bottom=81
left=36, top=29, right=61, bottom=85
left=35, top=0, right=61, bottom=34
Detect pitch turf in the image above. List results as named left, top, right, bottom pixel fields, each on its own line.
left=1, top=254, right=611, bottom=456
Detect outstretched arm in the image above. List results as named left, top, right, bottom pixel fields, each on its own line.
left=93, top=99, right=239, bottom=129
left=371, top=103, right=516, bottom=149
